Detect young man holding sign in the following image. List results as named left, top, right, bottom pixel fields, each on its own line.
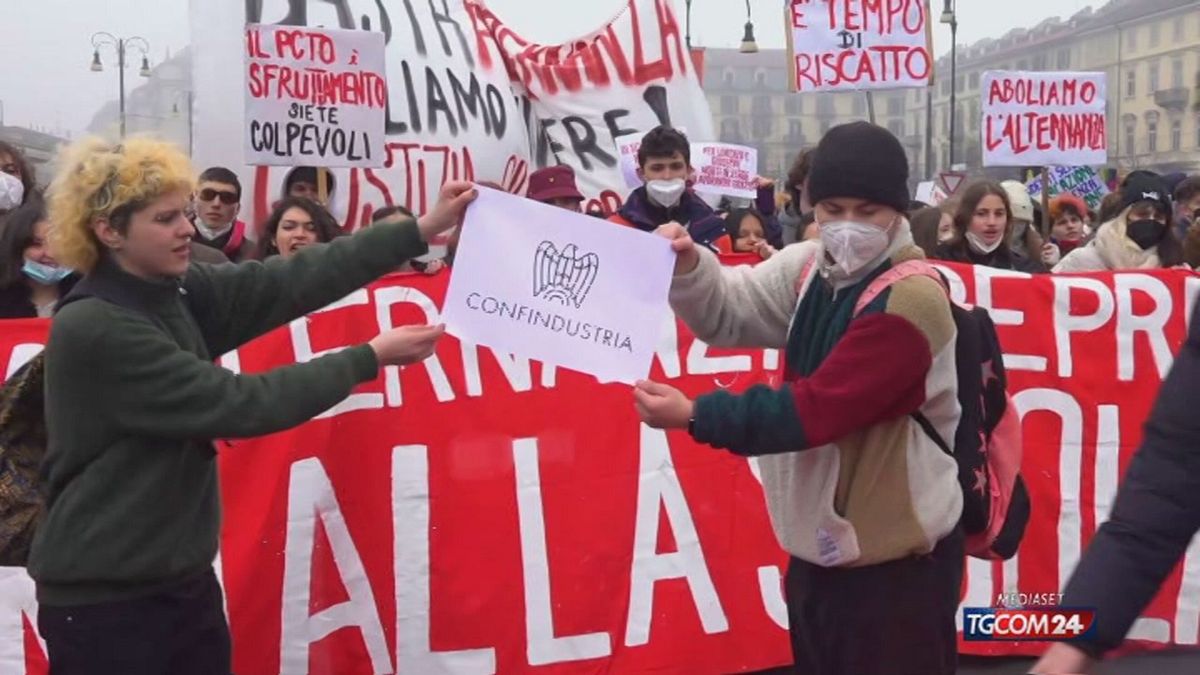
left=609, top=126, right=728, bottom=249
left=634, top=123, right=963, bottom=675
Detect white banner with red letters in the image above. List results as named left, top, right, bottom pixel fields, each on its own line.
left=787, top=0, right=934, bottom=92
left=191, top=0, right=715, bottom=233
left=3, top=262, right=1200, bottom=673
left=982, top=71, right=1108, bottom=167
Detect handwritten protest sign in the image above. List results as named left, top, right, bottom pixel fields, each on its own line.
left=982, top=71, right=1107, bottom=167
left=692, top=143, right=758, bottom=199
left=787, top=0, right=933, bottom=92
left=915, top=180, right=949, bottom=206
left=1026, top=166, right=1110, bottom=212
left=244, top=24, right=386, bottom=167
left=618, top=137, right=643, bottom=188
left=443, top=187, right=674, bottom=384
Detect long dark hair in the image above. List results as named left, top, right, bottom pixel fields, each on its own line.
left=255, top=197, right=343, bottom=260
left=0, top=198, right=47, bottom=287
left=723, top=208, right=765, bottom=247
left=909, top=206, right=945, bottom=257
left=0, top=141, right=36, bottom=203
left=943, top=181, right=1014, bottom=259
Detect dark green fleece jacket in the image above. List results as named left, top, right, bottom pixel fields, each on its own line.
left=28, top=218, right=428, bottom=606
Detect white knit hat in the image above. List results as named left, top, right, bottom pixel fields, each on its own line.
left=1000, top=180, right=1034, bottom=223
left=0, top=171, right=23, bottom=211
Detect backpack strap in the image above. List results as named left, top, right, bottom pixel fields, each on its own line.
left=853, top=259, right=947, bottom=317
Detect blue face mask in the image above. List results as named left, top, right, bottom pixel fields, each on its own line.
left=22, top=259, right=73, bottom=285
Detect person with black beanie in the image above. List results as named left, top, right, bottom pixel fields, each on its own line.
left=633, top=122, right=963, bottom=675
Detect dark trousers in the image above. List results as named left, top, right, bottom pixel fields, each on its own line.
left=784, top=528, right=964, bottom=675
left=38, top=570, right=231, bottom=675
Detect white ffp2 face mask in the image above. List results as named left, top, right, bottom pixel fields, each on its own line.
left=646, top=179, right=686, bottom=208
left=0, top=171, right=24, bottom=211
left=967, top=231, right=1003, bottom=254
left=820, top=220, right=891, bottom=277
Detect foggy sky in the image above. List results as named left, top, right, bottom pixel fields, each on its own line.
left=0, top=0, right=1099, bottom=136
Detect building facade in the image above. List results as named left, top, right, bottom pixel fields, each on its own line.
left=703, top=0, right=1200, bottom=186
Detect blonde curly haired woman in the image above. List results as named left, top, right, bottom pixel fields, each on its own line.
left=29, top=137, right=474, bottom=674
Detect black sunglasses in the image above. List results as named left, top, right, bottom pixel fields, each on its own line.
left=198, top=188, right=239, bottom=205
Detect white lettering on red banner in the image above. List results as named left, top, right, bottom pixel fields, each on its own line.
left=3, top=262, right=1200, bottom=671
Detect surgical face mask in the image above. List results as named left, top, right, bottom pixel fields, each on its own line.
left=967, top=231, right=1003, bottom=255
left=819, top=220, right=892, bottom=277
left=22, top=259, right=72, bottom=285
left=646, top=179, right=686, bottom=209
left=1127, top=219, right=1167, bottom=250
left=0, top=172, right=23, bottom=211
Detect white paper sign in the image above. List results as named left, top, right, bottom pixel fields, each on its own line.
left=787, top=0, right=933, bottom=92
left=981, top=71, right=1108, bottom=167
left=618, top=137, right=643, bottom=188
left=443, top=187, right=675, bottom=384
left=914, top=181, right=948, bottom=206
left=244, top=24, right=387, bottom=168
left=692, top=143, right=758, bottom=199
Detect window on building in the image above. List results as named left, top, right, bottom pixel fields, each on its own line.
left=1033, top=53, right=1048, bottom=71
left=1173, top=56, right=1184, bottom=89
left=969, top=101, right=978, bottom=131
left=785, top=98, right=802, bottom=115
left=1057, top=49, right=1071, bottom=69
left=969, top=72, right=980, bottom=89
left=1017, top=59, right=1029, bottom=70
left=818, top=96, right=835, bottom=116
left=753, top=117, right=772, bottom=139
left=941, top=78, right=951, bottom=96
left=755, top=70, right=767, bottom=87
left=1172, top=119, right=1182, bottom=151
left=753, top=95, right=771, bottom=115
left=1126, top=69, right=1136, bottom=98
left=1126, top=27, right=1137, bottom=50
left=1150, top=22, right=1161, bottom=47
left=888, top=120, right=905, bottom=139
left=1148, top=114, right=1159, bottom=152
left=721, top=96, right=737, bottom=115
left=887, top=96, right=903, bottom=116
left=1149, top=61, right=1160, bottom=92
left=722, top=69, right=734, bottom=88
left=912, top=112, right=921, bottom=136
left=720, top=118, right=740, bottom=141
left=853, top=95, right=866, bottom=115
left=1126, top=121, right=1136, bottom=157
left=789, top=119, right=803, bottom=142
left=1174, top=18, right=1185, bottom=41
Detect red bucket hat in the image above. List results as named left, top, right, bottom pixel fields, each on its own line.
left=527, top=165, right=584, bottom=203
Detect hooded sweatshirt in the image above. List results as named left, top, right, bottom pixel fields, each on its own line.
left=671, top=222, right=963, bottom=567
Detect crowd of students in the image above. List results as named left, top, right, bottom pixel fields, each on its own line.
left=2, top=121, right=1200, bottom=674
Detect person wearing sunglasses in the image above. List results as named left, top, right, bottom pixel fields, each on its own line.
left=191, top=167, right=254, bottom=262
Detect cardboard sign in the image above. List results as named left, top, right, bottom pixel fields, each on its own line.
left=1026, top=166, right=1111, bottom=212
left=692, top=143, right=758, bottom=199
left=443, top=187, right=674, bottom=384
left=787, top=0, right=934, bottom=92
left=982, top=71, right=1108, bottom=167
left=244, top=24, right=387, bottom=167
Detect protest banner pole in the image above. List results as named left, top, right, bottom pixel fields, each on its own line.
left=317, top=167, right=329, bottom=205
left=865, top=91, right=876, bottom=125
left=1040, top=166, right=1052, bottom=239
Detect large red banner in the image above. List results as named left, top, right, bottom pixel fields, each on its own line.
left=2, top=262, right=1200, bottom=673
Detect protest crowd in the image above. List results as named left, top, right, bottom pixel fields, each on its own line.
left=5, top=1, right=1200, bottom=675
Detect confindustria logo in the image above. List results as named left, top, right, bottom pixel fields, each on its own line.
left=533, top=241, right=599, bottom=309
left=464, top=292, right=633, bottom=353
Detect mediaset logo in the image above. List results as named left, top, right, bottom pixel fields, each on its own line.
left=962, top=607, right=1097, bottom=641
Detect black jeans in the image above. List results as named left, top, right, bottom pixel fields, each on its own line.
left=38, top=570, right=231, bottom=675
left=784, top=528, right=964, bottom=675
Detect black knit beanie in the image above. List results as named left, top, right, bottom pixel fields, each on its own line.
left=806, top=122, right=910, bottom=213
